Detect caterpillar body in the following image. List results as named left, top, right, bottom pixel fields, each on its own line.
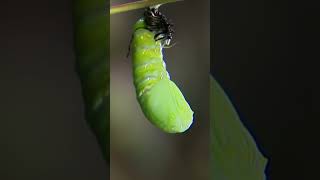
left=130, top=8, right=194, bottom=133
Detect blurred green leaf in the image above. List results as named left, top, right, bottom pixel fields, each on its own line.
left=210, top=75, right=268, bottom=179
left=72, top=0, right=109, bottom=162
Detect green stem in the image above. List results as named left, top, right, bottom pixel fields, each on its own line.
left=110, top=0, right=182, bottom=15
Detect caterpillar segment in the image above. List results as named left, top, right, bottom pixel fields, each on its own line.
left=131, top=18, right=194, bottom=133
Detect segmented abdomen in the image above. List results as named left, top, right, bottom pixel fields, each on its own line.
left=130, top=19, right=194, bottom=133
left=132, top=28, right=170, bottom=98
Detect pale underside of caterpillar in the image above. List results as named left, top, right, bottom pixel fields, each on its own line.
left=131, top=18, right=194, bottom=133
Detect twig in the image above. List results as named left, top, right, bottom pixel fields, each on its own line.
left=110, top=0, right=182, bottom=15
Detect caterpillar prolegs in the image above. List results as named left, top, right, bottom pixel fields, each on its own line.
left=130, top=8, right=193, bottom=133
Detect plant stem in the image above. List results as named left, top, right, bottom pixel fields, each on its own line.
left=110, top=0, right=182, bottom=15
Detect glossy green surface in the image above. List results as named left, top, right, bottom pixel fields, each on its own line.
left=131, top=19, right=193, bottom=133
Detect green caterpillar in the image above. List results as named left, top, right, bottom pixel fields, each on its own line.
left=130, top=9, right=193, bottom=133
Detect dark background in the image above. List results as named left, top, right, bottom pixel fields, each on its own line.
left=212, top=0, right=319, bottom=179
left=1, top=1, right=107, bottom=179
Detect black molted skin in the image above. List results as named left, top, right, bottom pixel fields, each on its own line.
left=143, top=7, right=174, bottom=46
